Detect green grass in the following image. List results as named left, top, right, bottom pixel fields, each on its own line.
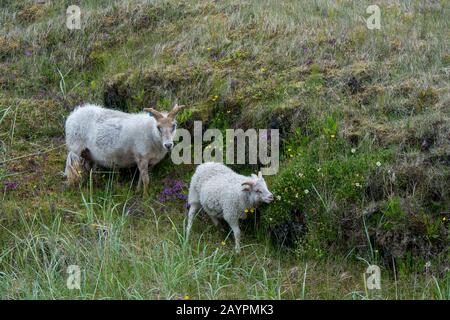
left=0, top=176, right=448, bottom=299
left=0, top=0, right=449, bottom=299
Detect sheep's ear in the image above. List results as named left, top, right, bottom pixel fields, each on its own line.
left=144, top=108, right=164, bottom=120
left=168, top=103, right=186, bottom=118
left=258, top=171, right=262, bottom=179
left=251, top=174, right=258, bottom=180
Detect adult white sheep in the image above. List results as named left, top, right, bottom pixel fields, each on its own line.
left=64, top=103, right=186, bottom=195
left=186, top=162, right=274, bottom=253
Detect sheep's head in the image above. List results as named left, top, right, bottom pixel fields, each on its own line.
left=242, top=171, right=274, bottom=204
left=144, top=103, right=186, bottom=151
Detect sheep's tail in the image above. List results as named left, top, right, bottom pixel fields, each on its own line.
left=64, top=151, right=83, bottom=185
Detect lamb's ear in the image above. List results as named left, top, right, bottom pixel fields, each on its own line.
left=258, top=171, right=262, bottom=179
left=241, top=180, right=255, bottom=192
left=251, top=174, right=258, bottom=180
left=144, top=108, right=164, bottom=120
left=168, top=103, right=186, bottom=118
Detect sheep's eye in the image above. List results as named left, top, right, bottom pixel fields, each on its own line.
left=172, top=124, right=176, bottom=131
left=157, top=126, right=162, bottom=133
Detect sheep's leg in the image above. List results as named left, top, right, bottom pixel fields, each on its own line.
left=86, top=162, right=98, bottom=173
left=80, top=148, right=94, bottom=172
left=225, top=215, right=241, bottom=253
left=64, top=151, right=83, bottom=185
left=136, top=171, right=142, bottom=190
left=210, top=215, right=220, bottom=227
left=88, top=163, right=99, bottom=184
left=136, top=158, right=149, bottom=196
left=82, top=158, right=98, bottom=181
left=186, top=202, right=200, bottom=241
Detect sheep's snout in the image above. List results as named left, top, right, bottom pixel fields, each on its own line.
left=164, top=142, right=173, bottom=150
left=263, top=193, right=274, bottom=203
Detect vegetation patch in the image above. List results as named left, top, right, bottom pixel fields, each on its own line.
left=0, top=0, right=448, bottom=299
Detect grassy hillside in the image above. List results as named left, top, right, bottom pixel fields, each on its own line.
left=0, top=0, right=449, bottom=299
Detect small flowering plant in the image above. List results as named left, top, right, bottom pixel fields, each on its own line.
left=241, top=207, right=256, bottom=219
left=3, top=180, right=18, bottom=192
left=282, top=128, right=307, bottom=161
left=158, top=178, right=188, bottom=205
left=261, top=142, right=393, bottom=227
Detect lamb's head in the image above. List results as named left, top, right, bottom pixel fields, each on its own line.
left=144, top=103, right=186, bottom=151
left=241, top=171, right=274, bottom=205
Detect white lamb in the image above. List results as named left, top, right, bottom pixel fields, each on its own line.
left=186, top=162, right=274, bottom=253
left=64, top=102, right=186, bottom=195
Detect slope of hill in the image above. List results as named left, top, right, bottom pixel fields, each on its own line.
left=0, top=0, right=448, bottom=299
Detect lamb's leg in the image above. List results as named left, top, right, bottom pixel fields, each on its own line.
left=186, top=202, right=200, bottom=241
left=136, top=170, right=142, bottom=190
left=224, top=215, right=241, bottom=253
left=210, top=215, right=219, bottom=227
left=136, top=158, right=149, bottom=196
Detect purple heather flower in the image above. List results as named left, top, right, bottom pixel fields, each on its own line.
left=24, top=50, right=32, bottom=57
left=4, top=181, right=18, bottom=191
left=328, top=38, right=337, bottom=46
left=158, top=179, right=187, bottom=205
